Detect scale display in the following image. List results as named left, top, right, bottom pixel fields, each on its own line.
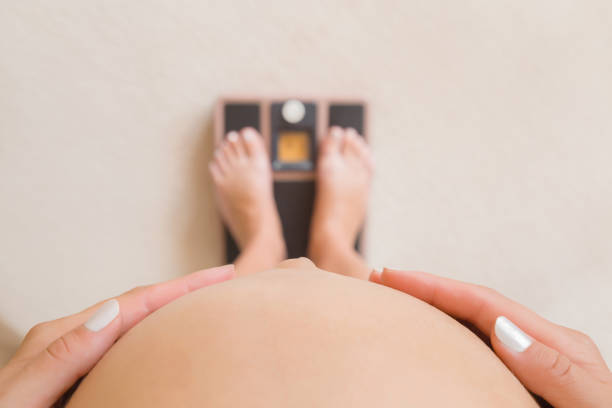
left=277, top=131, right=310, bottom=163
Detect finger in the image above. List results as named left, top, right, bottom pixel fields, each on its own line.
left=0, top=300, right=122, bottom=407
left=115, top=264, right=234, bottom=333
left=492, top=316, right=612, bottom=408
left=369, top=269, right=383, bottom=284
left=15, top=265, right=235, bottom=360
left=375, top=268, right=608, bottom=373
left=376, top=268, right=551, bottom=338
left=7, top=264, right=234, bottom=407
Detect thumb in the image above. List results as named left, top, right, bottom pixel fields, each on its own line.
left=8, top=299, right=121, bottom=408
left=492, top=316, right=608, bottom=408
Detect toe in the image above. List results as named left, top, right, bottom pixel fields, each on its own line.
left=354, top=134, right=375, bottom=171
left=240, top=127, right=266, bottom=158
left=342, top=128, right=361, bottom=156
left=226, top=131, right=246, bottom=159
left=221, top=139, right=237, bottom=165
left=320, top=126, right=344, bottom=156
left=342, top=128, right=374, bottom=171
left=214, top=146, right=230, bottom=173
left=209, top=161, right=223, bottom=183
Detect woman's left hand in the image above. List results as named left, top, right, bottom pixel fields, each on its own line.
left=0, top=264, right=234, bottom=408
left=370, top=268, right=612, bottom=408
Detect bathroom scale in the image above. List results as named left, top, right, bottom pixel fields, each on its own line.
left=214, top=97, right=368, bottom=262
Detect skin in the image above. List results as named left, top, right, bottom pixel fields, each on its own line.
left=66, top=259, right=539, bottom=408
left=372, top=268, right=612, bottom=407
left=0, top=265, right=235, bottom=408
left=308, top=127, right=373, bottom=279
left=2, top=126, right=609, bottom=406
left=209, top=126, right=371, bottom=279
left=209, top=128, right=286, bottom=275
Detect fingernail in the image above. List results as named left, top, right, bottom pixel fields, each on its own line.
left=85, top=299, right=120, bottom=332
left=495, top=316, right=532, bottom=352
left=227, top=131, right=239, bottom=142
left=331, top=127, right=343, bottom=139
left=370, top=269, right=382, bottom=282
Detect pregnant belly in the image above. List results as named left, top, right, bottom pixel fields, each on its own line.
left=67, top=266, right=537, bottom=407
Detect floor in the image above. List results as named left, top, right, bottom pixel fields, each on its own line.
left=1, top=1, right=611, bottom=366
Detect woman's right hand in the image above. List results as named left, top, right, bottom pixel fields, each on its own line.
left=371, top=268, right=612, bottom=408
left=0, top=264, right=234, bottom=408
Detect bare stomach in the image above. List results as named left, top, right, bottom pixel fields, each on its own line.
left=67, top=263, right=538, bottom=407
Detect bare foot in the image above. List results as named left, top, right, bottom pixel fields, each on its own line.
left=209, top=128, right=286, bottom=269
left=308, top=126, right=373, bottom=269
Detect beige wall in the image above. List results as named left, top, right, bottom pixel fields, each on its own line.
left=1, top=0, right=611, bottom=365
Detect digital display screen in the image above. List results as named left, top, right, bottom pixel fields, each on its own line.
left=277, top=131, right=310, bottom=163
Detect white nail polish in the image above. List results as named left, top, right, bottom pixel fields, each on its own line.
left=85, top=299, right=120, bottom=332
left=495, top=316, right=532, bottom=352
left=227, top=132, right=238, bottom=142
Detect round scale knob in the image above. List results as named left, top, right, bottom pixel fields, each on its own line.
left=282, top=99, right=306, bottom=124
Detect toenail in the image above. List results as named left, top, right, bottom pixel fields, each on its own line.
left=227, top=131, right=239, bottom=142
left=331, top=127, right=343, bottom=139
left=243, top=129, right=256, bottom=141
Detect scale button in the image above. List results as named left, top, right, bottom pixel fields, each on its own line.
left=282, top=99, right=306, bottom=124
